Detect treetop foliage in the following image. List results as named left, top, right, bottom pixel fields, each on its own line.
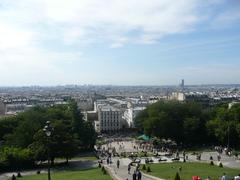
left=0, top=100, right=96, bottom=171
left=134, top=101, right=240, bottom=147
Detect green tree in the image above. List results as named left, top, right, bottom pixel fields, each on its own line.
left=0, top=116, right=19, bottom=141
left=135, top=101, right=210, bottom=145
left=30, top=120, right=78, bottom=164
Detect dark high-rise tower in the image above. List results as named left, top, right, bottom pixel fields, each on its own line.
left=180, top=79, right=184, bottom=91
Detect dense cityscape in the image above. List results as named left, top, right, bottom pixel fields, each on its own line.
left=1, top=82, right=240, bottom=180
left=1, top=82, right=240, bottom=133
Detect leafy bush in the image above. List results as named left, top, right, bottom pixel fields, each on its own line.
left=219, top=162, right=223, bottom=168
left=147, top=166, right=151, bottom=172
left=11, top=174, right=16, bottom=180
left=0, top=147, right=34, bottom=171
left=17, top=172, right=22, bottom=177
left=210, top=161, right=214, bottom=166
left=142, top=164, right=146, bottom=170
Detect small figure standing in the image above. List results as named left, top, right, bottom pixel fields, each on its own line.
left=176, top=150, right=179, bottom=158
left=132, top=171, right=137, bottom=180
left=117, top=159, right=120, bottom=168
left=179, top=166, right=182, bottom=172
left=221, top=173, right=228, bottom=180
left=137, top=171, right=142, bottom=180
left=128, top=164, right=131, bottom=174
left=206, top=176, right=211, bottom=180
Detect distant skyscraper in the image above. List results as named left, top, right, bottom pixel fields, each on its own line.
left=180, top=79, right=184, bottom=91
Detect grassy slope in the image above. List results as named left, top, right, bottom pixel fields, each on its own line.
left=19, top=168, right=112, bottom=180
left=145, top=162, right=240, bottom=180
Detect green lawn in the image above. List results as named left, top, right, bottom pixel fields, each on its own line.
left=18, top=168, right=112, bottom=180
left=74, top=156, right=98, bottom=161
left=56, top=154, right=98, bottom=162
left=144, top=162, right=240, bottom=180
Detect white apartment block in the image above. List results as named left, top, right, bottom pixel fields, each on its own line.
left=170, top=92, right=185, bottom=101
left=98, top=105, right=123, bottom=132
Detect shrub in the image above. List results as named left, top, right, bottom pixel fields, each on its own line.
left=0, top=157, right=9, bottom=172
left=147, top=166, right=151, bottom=172
left=142, top=164, right=146, bottom=170
left=210, top=161, right=214, bottom=166
left=174, top=172, right=181, bottom=180
left=11, top=174, right=16, bottom=180
left=0, top=147, right=34, bottom=171
left=219, top=162, right=223, bottom=168
left=17, top=172, right=22, bottom=177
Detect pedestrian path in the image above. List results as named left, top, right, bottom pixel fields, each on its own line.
left=106, top=158, right=163, bottom=180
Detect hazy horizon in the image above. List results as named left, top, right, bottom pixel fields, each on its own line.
left=0, top=83, right=240, bottom=88
left=0, top=0, right=240, bottom=86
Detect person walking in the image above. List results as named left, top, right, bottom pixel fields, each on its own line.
left=117, top=159, right=120, bottom=168
left=132, top=171, right=137, bottom=180
left=221, top=173, right=228, bottom=180
left=128, top=163, right=131, bottom=174
left=137, top=171, right=142, bottom=180
left=234, top=174, right=240, bottom=180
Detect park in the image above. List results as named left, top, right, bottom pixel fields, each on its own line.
left=0, top=101, right=240, bottom=180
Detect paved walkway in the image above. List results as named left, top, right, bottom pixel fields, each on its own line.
left=104, top=157, right=162, bottom=180
left=187, top=151, right=240, bottom=169
left=100, top=140, right=240, bottom=180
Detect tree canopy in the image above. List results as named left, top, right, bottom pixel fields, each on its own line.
left=0, top=101, right=96, bottom=171
left=134, top=101, right=240, bottom=147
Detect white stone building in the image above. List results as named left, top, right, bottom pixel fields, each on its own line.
left=98, top=105, right=123, bottom=132
left=170, top=92, right=185, bottom=101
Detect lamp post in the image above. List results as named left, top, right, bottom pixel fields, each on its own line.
left=227, top=123, right=230, bottom=150
left=43, top=121, right=53, bottom=180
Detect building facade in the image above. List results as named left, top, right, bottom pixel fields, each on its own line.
left=98, top=106, right=123, bottom=132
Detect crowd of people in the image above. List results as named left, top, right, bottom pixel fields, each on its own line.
left=97, top=137, right=240, bottom=180
left=127, top=162, right=142, bottom=180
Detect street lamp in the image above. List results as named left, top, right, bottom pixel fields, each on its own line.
left=227, top=123, right=230, bottom=150
left=43, top=121, right=53, bottom=180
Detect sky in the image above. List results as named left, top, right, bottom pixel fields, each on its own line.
left=0, top=0, right=240, bottom=86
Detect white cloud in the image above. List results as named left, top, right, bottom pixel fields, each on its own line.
left=0, top=0, right=217, bottom=46
left=1, top=0, right=236, bottom=47
left=0, top=0, right=238, bottom=85
left=0, top=23, right=34, bottom=49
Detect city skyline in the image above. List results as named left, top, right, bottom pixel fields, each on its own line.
left=0, top=0, right=240, bottom=86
